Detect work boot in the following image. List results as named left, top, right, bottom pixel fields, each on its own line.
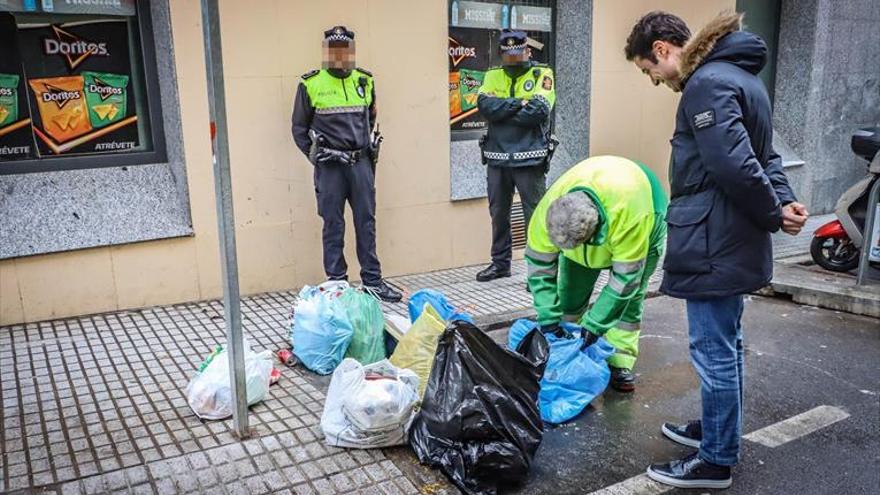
left=647, top=452, right=732, bottom=489
left=475, top=264, right=511, bottom=282
left=610, top=367, right=636, bottom=392
left=363, top=280, right=403, bottom=303
left=662, top=420, right=702, bottom=448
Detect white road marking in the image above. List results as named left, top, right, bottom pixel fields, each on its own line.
left=589, top=474, right=671, bottom=495
left=743, top=405, right=850, bottom=448
left=588, top=405, right=850, bottom=495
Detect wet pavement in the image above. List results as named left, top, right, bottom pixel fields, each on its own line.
left=497, top=295, right=880, bottom=495
left=1, top=264, right=877, bottom=494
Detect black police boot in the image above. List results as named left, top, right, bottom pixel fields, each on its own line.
left=610, top=366, right=636, bottom=392
left=363, top=280, right=403, bottom=303
left=475, top=264, right=511, bottom=282
left=662, top=420, right=702, bottom=448
left=647, top=452, right=732, bottom=489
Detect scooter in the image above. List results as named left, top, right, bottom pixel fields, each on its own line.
left=810, top=126, right=880, bottom=272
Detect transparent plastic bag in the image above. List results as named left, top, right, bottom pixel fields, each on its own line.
left=389, top=304, right=447, bottom=398
left=340, top=289, right=386, bottom=365
left=186, top=338, right=274, bottom=420
left=290, top=282, right=354, bottom=375
left=321, top=358, right=419, bottom=449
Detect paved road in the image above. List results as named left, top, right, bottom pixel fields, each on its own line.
left=498, top=295, right=880, bottom=495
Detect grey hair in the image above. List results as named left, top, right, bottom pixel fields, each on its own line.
left=546, top=192, right=599, bottom=249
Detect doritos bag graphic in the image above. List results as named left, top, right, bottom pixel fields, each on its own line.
left=82, top=71, right=128, bottom=128
left=29, top=76, right=92, bottom=143
left=0, top=73, right=19, bottom=128
left=458, top=69, right=484, bottom=112
left=449, top=71, right=461, bottom=117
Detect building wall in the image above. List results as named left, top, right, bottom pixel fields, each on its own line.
left=1, top=0, right=734, bottom=326
left=589, top=0, right=734, bottom=186
left=774, top=0, right=880, bottom=214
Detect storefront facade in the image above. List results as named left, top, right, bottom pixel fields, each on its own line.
left=0, top=0, right=732, bottom=325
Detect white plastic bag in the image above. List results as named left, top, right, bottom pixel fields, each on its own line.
left=186, top=338, right=274, bottom=420
left=321, top=358, right=420, bottom=448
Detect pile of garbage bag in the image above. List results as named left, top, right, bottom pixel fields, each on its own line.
left=321, top=358, right=420, bottom=448
left=409, top=321, right=549, bottom=495
left=509, top=319, right=616, bottom=424
left=186, top=338, right=274, bottom=420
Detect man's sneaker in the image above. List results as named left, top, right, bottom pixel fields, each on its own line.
left=475, top=264, right=511, bottom=282
left=364, top=281, right=403, bottom=303
left=662, top=420, right=702, bottom=448
left=647, top=452, right=732, bottom=489
left=610, top=367, right=636, bottom=392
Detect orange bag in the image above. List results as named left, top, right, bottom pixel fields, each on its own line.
left=29, top=76, right=92, bottom=143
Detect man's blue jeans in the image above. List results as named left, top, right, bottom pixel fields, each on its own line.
left=686, top=295, right=745, bottom=466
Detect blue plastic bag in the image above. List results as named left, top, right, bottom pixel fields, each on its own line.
left=291, top=284, right=354, bottom=375
left=508, top=319, right=615, bottom=424
left=407, top=289, right=474, bottom=324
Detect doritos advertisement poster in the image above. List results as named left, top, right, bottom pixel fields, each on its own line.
left=449, top=27, right=491, bottom=133
left=14, top=17, right=139, bottom=156
left=0, top=13, right=34, bottom=161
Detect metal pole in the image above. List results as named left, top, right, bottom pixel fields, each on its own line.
left=856, top=178, right=880, bottom=286
left=199, top=0, right=249, bottom=437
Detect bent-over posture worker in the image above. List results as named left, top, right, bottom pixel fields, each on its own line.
left=526, top=155, right=668, bottom=392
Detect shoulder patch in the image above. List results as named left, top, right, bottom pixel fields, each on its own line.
left=693, top=109, right=716, bottom=130
left=355, top=67, right=373, bottom=77
left=301, top=69, right=319, bottom=80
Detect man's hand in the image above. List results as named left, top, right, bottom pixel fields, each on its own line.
left=540, top=323, right=574, bottom=339
left=580, top=330, right=600, bottom=351
left=781, top=202, right=809, bottom=236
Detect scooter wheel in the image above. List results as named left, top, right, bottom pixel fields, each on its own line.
left=810, top=236, right=860, bottom=272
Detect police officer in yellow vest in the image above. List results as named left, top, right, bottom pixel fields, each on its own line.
left=475, top=29, right=557, bottom=283
left=291, top=26, right=402, bottom=302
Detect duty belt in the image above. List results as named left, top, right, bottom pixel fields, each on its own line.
left=318, top=146, right=364, bottom=165
left=483, top=148, right=549, bottom=161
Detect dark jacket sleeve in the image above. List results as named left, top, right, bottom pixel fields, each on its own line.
left=291, top=82, right=314, bottom=157
left=683, top=76, right=783, bottom=232
left=764, top=148, right=797, bottom=205
left=477, top=94, right=522, bottom=123
left=508, top=94, right=552, bottom=127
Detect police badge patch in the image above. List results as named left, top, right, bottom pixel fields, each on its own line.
left=542, top=75, right=553, bottom=90
left=524, top=80, right=535, bottom=91
left=356, top=85, right=366, bottom=98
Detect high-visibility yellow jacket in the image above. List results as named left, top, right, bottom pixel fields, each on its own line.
left=526, top=156, right=668, bottom=333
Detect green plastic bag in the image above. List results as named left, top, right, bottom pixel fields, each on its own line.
left=340, top=289, right=387, bottom=365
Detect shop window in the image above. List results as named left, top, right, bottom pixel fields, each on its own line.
left=448, top=0, right=556, bottom=142
left=0, top=0, right=166, bottom=174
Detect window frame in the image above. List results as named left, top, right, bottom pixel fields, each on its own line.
left=0, top=0, right=167, bottom=175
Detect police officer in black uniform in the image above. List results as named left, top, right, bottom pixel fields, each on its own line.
left=475, top=30, right=557, bottom=282
left=291, top=26, right=402, bottom=302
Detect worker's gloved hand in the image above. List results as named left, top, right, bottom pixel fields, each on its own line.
left=580, top=329, right=600, bottom=350
left=540, top=323, right=574, bottom=339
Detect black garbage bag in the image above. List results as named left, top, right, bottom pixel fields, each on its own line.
left=409, top=321, right=549, bottom=495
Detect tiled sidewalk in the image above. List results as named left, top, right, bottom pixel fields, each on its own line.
left=0, top=223, right=822, bottom=494
left=0, top=292, right=442, bottom=495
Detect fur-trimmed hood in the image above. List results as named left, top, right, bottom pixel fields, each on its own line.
left=674, top=12, right=767, bottom=91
